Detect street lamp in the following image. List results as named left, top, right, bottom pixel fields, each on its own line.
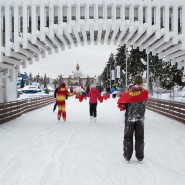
left=125, top=47, right=128, bottom=88
left=107, top=62, right=111, bottom=89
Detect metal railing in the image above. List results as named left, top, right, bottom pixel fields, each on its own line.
left=146, top=98, right=185, bottom=124
left=0, top=96, right=55, bottom=124
left=149, top=90, right=185, bottom=102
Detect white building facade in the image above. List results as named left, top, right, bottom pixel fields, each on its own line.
left=0, top=0, right=185, bottom=102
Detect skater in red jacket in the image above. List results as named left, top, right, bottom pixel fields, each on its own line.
left=86, top=85, right=103, bottom=122
left=56, top=83, right=74, bottom=121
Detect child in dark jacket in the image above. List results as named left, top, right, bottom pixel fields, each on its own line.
left=86, top=85, right=103, bottom=122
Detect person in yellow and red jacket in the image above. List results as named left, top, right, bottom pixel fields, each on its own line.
left=56, top=82, right=75, bottom=121
left=117, top=75, right=148, bottom=163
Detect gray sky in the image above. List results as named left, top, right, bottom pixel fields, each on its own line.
left=20, top=44, right=118, bottom=79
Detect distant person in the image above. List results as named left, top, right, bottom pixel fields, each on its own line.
left=56, top=83, right=75, bottom=121
left=53, top=86, right=60, bottom=112
left=85, top=86, right=90, bottom=94
left=117, top=75, right=148, bottom=162
left=86, top=85, right=103, bottom=122
left=111, top=86, right=117, bottom=98
left=70, top=86, right=73, bottom=93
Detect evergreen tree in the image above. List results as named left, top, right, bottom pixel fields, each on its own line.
left=127, top=48, right=146, bottom=80
left=43, top=73, right=47, bottom=88
left=44, top=88, right=50, bottom=94
left=47, top=77, right=50, bottom=84
left=107, top=53, right=115, bottom=88
left=100, top=44, right=185, bottom=90
left=159, top=62, right=185, bottom=89
left=35, top=73, right=40, bottom=84
left=57, top=75, right=63, bottom=85
left=53, top=79, right=58, bottom=88
left=28, top=73, right=33, bottom=85
left=100, top=67, right=108, bottom=88
left=115, top=45, right=127, bottom=88
left=20, top=78, right=24, bottom=88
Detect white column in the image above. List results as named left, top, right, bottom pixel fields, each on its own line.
left=164, top=4, right=169, bottom=42
left=121, top=2, right=125, bottom=21
left=23, top=2, right=28, bottom=48
left=5, top=2, right=11, bottom=56
left=156, top=4, right=160, bottom=38
left=147, top=3, right=152, bottom=27
left=31, top=1, right=37, bottom=44
left=57, top=0, right=63, bottom=35
left=67, top=2, right=71, bottom=22
left=49, top=0, right=54, bottom=37
left=40, top=1, right=45, bottom=41
left=104, top=1, right=107, bottom=20
left=86, top=2, right=89, bottom=20
left=182, top=4, right=185, bottom=49
left=130, top=3, right=134, bottom=23
left=139, top=3, right=143, bottom=23
left=6, top=68, right=17, bottom=102
left=112, top=3, right=116, bottom=21
left=173, top=5, right=178, bottom=34
left=0, top=4, right=2, bottom=63
left=77, top=3, right=80, bottom=21
left=14, top=3, right=20, bottom=52
left=95, top=3, right=98, bottom=20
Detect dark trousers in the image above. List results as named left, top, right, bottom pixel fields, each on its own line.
left=53, top=102, right=57, bottom=111
left=123, top=120, right=144, bottom=160
left=89, top=103, right=97, bottom=117
left=112, top=94, right=116, bottom=98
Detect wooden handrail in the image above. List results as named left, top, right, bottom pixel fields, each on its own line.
left=146, top=98, right=185, bottom=124
left=1, top=96, right=185, bottom=124
left=0, top=96, right=55, bottom=124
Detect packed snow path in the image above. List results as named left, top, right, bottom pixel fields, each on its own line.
left=0, top=97, right=185, bottom=185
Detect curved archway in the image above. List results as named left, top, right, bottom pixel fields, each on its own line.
left=0, top=0, right=185, bottom=102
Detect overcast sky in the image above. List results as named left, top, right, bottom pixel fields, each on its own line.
left=20, top=44, right=118, bottom=79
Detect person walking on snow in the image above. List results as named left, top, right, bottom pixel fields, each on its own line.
left=56, top=83, right=74, bottom=121
left=117, top=75, right=148, bottom=162
left=53, top=86, right=60, bottom=112
left=86, top=85, right=103, bottom=122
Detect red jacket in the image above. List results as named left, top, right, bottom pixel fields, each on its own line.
left=86, top=88, right=103, bottom=104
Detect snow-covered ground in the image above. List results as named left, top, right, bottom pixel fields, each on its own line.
left=0, top=97, right=185, bottom=185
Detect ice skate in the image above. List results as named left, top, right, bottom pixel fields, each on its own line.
left=137, top=159, right=143, bottom=163
left=124, top=157, right=130, bottom=163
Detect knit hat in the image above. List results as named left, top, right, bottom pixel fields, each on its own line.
left=134, top=75, right=143, bottom=85
left=61, top=82, right=66, bottom=88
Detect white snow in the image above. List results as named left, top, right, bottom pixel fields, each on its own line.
left=0, top=97, right=185, bottom=185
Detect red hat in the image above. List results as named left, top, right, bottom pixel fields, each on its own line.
left=61, top=83, right=66, bottom=88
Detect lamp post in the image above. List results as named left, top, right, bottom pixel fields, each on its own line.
left=107, top=62, right=111, bottom=89
left=107, top=66, right=109, bottom=88
left=109, top=64, right=111, bottom=89
left=114, top=60, right=117, bottom=86
left=147, top=54, right=149, bottom=92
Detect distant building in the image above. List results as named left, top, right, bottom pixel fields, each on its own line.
left=62, top=63, right=96, bottom=87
